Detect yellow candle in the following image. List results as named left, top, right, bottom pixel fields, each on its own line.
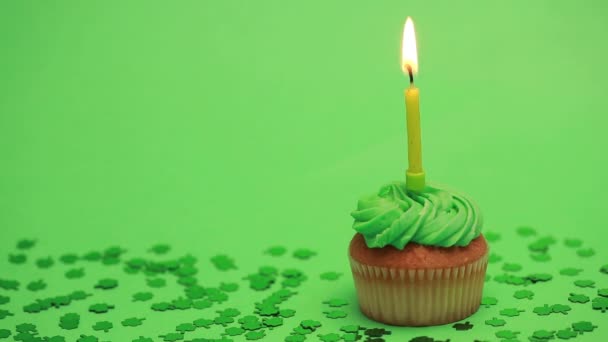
left=402, top=17, right=425, bottom=191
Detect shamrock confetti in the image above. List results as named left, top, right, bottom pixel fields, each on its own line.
left=292, top=248, right=316, bottom=260
left=17, top=239, right=36, bottom=250
left=556, top=328, right=578, bottom=339
left=559, top=268, right=583, bottom=276
left=533, top=304, right=553, bottom=316
left=564, top=238, right=582, bottom=248
left=516, top=226, right=537, bottom=237
left=211, top=254, right=237, bottom=270
left=568, top=293, right=590, bottom=304
left=591, top=296, right=608, bottom=312
left=452, top=321, right=473, bottom=331
left=485, top=317, right=506, bottom=327
left=324, top=310, right=348, bottom=319
left=481, top=296, right=498, bottom=307
left=92, top=321, right=113, bottom=332
left=320, top=272, right=342, bottom=281
left=574, top=279, right=595, bottom=288
left=571, top=321, right=597, bottom=334
left=499, top=308, right=524, bottom=317
left=265, top=246, right=287, bottom=256
left=122, top=317, right=146, bottom=327
left=577, top=248, right=595, bottom=258
left=514, top=289, right=535, bottom=300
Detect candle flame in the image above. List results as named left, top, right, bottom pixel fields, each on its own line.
left=401, top=17, right=418, bottom=75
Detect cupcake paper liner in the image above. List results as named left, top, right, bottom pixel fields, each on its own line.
left=349, top=253, right=488, bottom=326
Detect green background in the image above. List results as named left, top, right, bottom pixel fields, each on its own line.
left=1, top=0, right=607, bottom=341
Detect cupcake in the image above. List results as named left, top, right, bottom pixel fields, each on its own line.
left=349, top=181, right=487, bottom=326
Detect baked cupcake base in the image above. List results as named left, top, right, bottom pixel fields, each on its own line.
left=349, top=233, right=488, bottom=326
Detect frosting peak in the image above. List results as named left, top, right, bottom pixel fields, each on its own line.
left=351, top=182, right=482, bottom=249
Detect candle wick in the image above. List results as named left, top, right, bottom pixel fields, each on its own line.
left=406, top=65, right=414, bottom=85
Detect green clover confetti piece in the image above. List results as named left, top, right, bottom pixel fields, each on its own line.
left=217, top=308, right=240, bottom=317
left=599, top=288, right=608, bottom=297
left=514, top=289, right=535, bottom=300
left=59, top=313, right=80, bottom=330
left=574, top=279, right=595, bottom=288
left=0, top=309, right=14, bottom=320
left=132, top=337, right=153, bottom=342
left=193, top=318, right=214, bottom=328
left=568, top=293, right=590, bottom=304
left=488, top=253, right=502, bottom=263
left=122, top=317, right=145, bottom=327
left=516, top=226, right=536, bottom=237
left=564, top=238, right=582, bottom=248
left=242, top=320, right=264, bottom=331
left=15, top=323, right=37, bottom=333
left=172, top=297, right=193, bottom=310
left=292, top=326, right=313, bottom=335
left=556, top=328, right=578, bottom=339
left=571, top=321, right=597, bottom=334
left=340, top=325, right=360, bottom=333
left=532, top=330, right=555, bottom=339
left=263, top=317, right=284, bottom=328
left=496, top=330, right=520, bottom=339
left=318, top=333, right=341, bottom=342
left=485, top=231, right=501, bottom=242
left=132, top=291, right=154, bottom=302
left=577, top=248, right=595, bottom=257
left=16, top=239, right=36, bottom=250
left=265, top=246, right=287, bottom=256
left=47, top=337, right=66, bottom=342
left=499, top=308, right=524, bottom=317
left=211, top=254, right=237, bottom=270
left=159, top=332, right=184, bottom=342
left=220, top=282, right=239, bottom=292
left=26, top=279, right=47, bottom=292
left=192, top=299, right=212, bottom=309
left=323, top=298, right=349, bottom=307
left=59, top=253, right=79, bottom=264
left=70, top=290, right=92, bottom=300
left=560, top=268, right=582, bottom=276
left=0, top=279, right=19, bottom=290
left=76, top=335, right=98, bottom=342
left=502, top=263, right=522, bottom=272
left=0, top=295, right=8, bottom=305
left=149, top=243, right=171, bottom=255
left=82, top=251, right=102, bottom=261
left=324, top=310, right=348, bottom=319
left=485, top=317, right=506, bottom=327
left=94, top=278, right=118, bottom=290
left=225, top=327, right=245, bottom=336
left=279, top=309, right=296, bottom=318
left=215, top=315, right=235, bottom=326
left=292, top=248, right=316, bottom=260
left=364, top=328, right=392, bottom=337
left=300, top=320, right=322, bottom=330
left=591, top=296, right=608, bottom=312
left=533, top=304, right=553, bottom=316
left=65, top=268, right=85, bottom=279
left=245, top=330, right=266, bottom=340
left=551, top=304, right=572, bottom=314
left=600, top=264, right=608, bottom=274
left=320, top=272, right=342, bottom=281
left=285, top=335, right=306, bottom=342
left=526, top=273, right=552, bottom=282
left=481, top=296, right=498, bottom=307
left=146, top=277, right=166, bottom=288
left=92, top=321, right=113, bottom=332
left=0, top=329, right=10, bottom=338
left=176, top=323, right=196, bottom=332
left=36, top=256, right=54, bottom=268
left=530, top=252, right=552, bottom=262
left=342, top=333, right=358, bottom=342
left=88, top=303, right=115, bottom=314
left=452, top=321, right=473, bottom=331
left=8, top=254, right=26, bottom=264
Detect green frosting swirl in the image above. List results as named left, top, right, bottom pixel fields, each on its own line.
left=351, top=181, right=482, bottom=249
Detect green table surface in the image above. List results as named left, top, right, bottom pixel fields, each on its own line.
left=1, top=1, right=608, bottom=341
